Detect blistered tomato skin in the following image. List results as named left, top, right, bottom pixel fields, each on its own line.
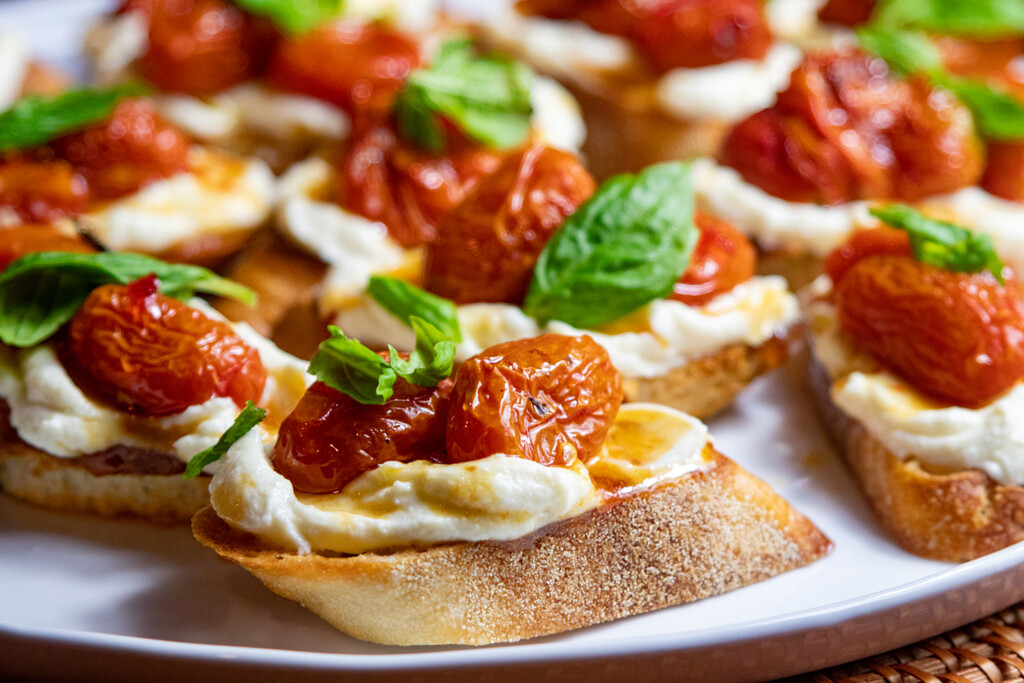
left=0, top=159, right=89, bottom=223
left=267, top=23, right=420, bottom=116
left=671, top=211, right=756, bottom=306
left=64, top=275, right=267, bottom=417
left=125, top=0, right=277, bottom=96
left=982, top=141, right=1024, bottom=202
left=51, top=99, right=190, bottom=200
left=339, top=125, right=504, bottom=248
left=425, top=145, right=596, bottom=305
left=824, top=227, right=912, bottom=286
left=0, top=224, right=96, bottom=272
left=446, top=334, right=622, bottom=467
left=835, top=256, right=1024, bottom=408
left=271, top=378, right=454, bottom=494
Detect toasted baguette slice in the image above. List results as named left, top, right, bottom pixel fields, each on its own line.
left=0, top=405, right=209, bottom=524
left=193, top=447, right=831, bottom=646
left=808, top=359, right=1024, bottom=561
left=621, top=333, right=792, bottom=420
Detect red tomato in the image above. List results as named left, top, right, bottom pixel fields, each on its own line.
left=0, top=224, right=96, bottom=272
left=982, top=140, right=1024, bottom=201
left=824, top=227, right=913, bottom=285
left=671, top=211, right=756, bottom=306
left=817, top=0, right=875, bottom=26
left=0, top=158, right=89, bottom=223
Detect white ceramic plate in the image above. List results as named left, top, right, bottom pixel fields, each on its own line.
left=3, top=2, right=1024, bottom=681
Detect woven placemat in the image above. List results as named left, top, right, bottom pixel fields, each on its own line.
left=800, top=603, right=1024, bottom=682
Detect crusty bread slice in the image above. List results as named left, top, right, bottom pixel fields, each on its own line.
left=755, top=249, right=825, bottom=292
left=192, top=447, right=831, bottom=646
left=0, top=404, right=209, bottom=524
left=621, top=333, right=793, bottom=420
left=808, top=359, right=1024, bottom=561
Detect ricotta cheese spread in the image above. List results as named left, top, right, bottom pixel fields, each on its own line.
left=489, top=9, right=802, bottom=122
left=84, top=146, right=275, bottom=254
left=333, top=276, right=799, bottom=379
left=805, top=276, right=1024, bottom=486
left=0, top=302, right=310, bottom=473
left=0, top=31, right=29, bottom=111
left=209, top=402, right=712, bottom=554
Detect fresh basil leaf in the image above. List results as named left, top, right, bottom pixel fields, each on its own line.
left=870, top=204, right=1006, bottom=282
left=394, top=38, right=534, bottom=152
left=871, top=0, right=1024, bottom=37
left=387, top=317, right=456, bottom=388
left=523, top=162, right=697, bottom=329
left=933, top=75, right=1024, bottom=140
left=183, top=401, right=267, bottom=478
left=0, top=251, right=256, bottom=348
left=367, top=276, right=462, bottom=342
left=233, top=0, right=343, bottom=33
left=309, top=326, right=396, bottom=405
left=0, top=82, right=148, bottom=151
left=855, top=26, right=943, bottom=76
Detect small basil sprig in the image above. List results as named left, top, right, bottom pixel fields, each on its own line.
left=857, top=26, right=1024, bottom=141
left=394, top=39, right=534, bottom=152
left=183, top=401, right=267, bottom=478
left=0, top=251, right=257, bottom=348
left=522, top=162, right=697, bottom=329
left=234, top=0, right=343, bottom=34
left=871, top=0, right=1024, bottom=37
left=309, top=319, right=455, bottom=405
left=0, top=82, right=148, bottom=151
left=870, top=204, right=1006, bottom=282
left=367, top=275, right=462, bottom=342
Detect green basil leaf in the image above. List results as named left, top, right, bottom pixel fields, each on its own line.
left=233, top=0, right=343, bottom=33
left=394, top=38, right=534, bottom=152
left=522, top=162, right=697, bottom=329
left=871, top=0, right=1024, bottom=37
left=366, top=275, right=462, bottom=342
left=870, top=204, right=1006, bottom=281
left=309, top=326, right=396, bottom=405
left=183, top=401, right=267, bottom=478
left=0, top=251, right=257, bottom=348
left=855, top=26, right=943, bottom=75
left=933, top=74, right=1024, bottom=140
left=0, top=82, right=148, bottom=151
left=387, top=317, right=456, bottom=388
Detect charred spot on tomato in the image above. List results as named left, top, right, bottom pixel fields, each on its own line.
left=267, top=23, right=419, bottom=116
left=128, top=0, right=278, bottom=96
left=446, top=334, right=622, bottom=467
left=835, top=255, right=1024, bottom=408
left=63, top=277, right=267, bottom=417
left=824, top=227, right=913, bottom=285
left=271, top=379, right=453, bottom=494
left=51, top=99, right=190, bottom=200
left=0, top=158, right=89, bottom=223
left=338, top=124, right=504, bottom=248
left=0, top=223, right=97, bottom=272
left=671, top=211, right=756, bottom=306
left=424, top=144, right=596, bottom=305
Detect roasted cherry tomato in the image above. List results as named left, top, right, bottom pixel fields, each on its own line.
left=271, top=377, right=453, bottom=494
left=835, top=255, right=1024, bottom=408
left=446, top=334, right=622, bottom=466
left=0, top=159, right=89, bottom=223
left=339, top=125, right=504, bottom=248
left=671, top=211, right=756, bottom=306
left=425, top=144, right=595, bottom=305
left=982, top=141, right=1024, bottom=201
left=124, top=0, right=277, bottom=96
left=0, top=224, right=96, bottom=272
left=517, top=0, right=770, bottom=73
left=719, top=49, right=983, bottom=204
left=64, top=275, right=267, bottom=417
left=267, top=23, right=419, bottom=116
left=817, top=0, right=875, bottom=26
left=824, top=226, right=912, bottom=285
left=51, top=99, right=190, bottom=200
left=937, top=37, right=1024, bottom=102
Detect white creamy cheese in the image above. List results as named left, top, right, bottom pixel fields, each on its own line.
left=806, top=278, right=1024, bottom=486
left=530, top=76, right=586, bottom=152
left=209, top=402, right=711, bottom=554
left=490, top=9, right=800, bottom=122
left=0, top=31, right=29, bottom=111
left=334, top=276, right=799, bottom=379
left=342, top=0, right=440, bottom=33
left=765, top=0, right=827, bottom=42
left=83, top=10, right=147, bottom=84
left=0, top=303, right=309, bottom=473
left=84, top=147, right=275, bottom=254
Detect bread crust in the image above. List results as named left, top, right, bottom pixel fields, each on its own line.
left=192, top=448, right=831, bottom=646
left=808, top=358, right=1024, bottom=561
left=622, top=333, right=793, bottom=420
left=0, top=403, right=209, bottom=524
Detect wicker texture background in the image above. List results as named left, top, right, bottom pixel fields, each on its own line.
left=806, top=603, right=1024, bottom=682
